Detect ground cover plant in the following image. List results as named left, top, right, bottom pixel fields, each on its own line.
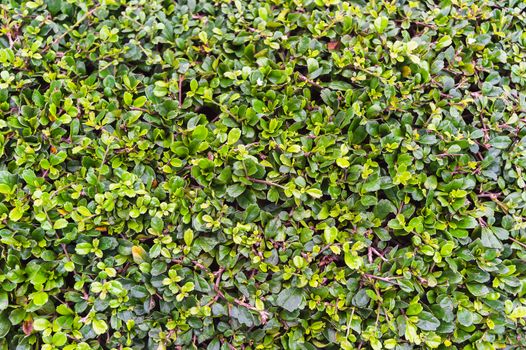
left=1, top=0, right=526, bottom=349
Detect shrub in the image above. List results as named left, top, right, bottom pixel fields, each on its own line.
left=1, top=0, right=526, bottom=349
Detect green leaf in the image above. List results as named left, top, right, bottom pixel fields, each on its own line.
left=133, top=96, right=147, bottom=108
left=457, top=308, right=474, bottom=327
left=75, top=242, right=92, bottom=255
left=0, top=184, right=12, bottom=194
left=52, top=332, right=68, bottom=346
left=466, top=283, right=489, bottom=297
left=226, top=184, right=245, bottom=197
left=32, top=291, right=49, bottom=306
left=406, top=303, right=423, bottom=316
left=440, top=242, right=455, bottom=257
left=150, top=216, right=164, bottom=235
left=306, top=188, right=323, bottom=198
left=336, top=157, right=350, bottom=168
left=327, top=81, right=354, bottom=91
left=33, top=318, right=51, bottom=331
left=344, top=251, right=363, bottom=270
left=54, top=219, right=68, bottom=230
left=124, top=91, right=133, bottom=105
left=77, top=206, right=92, bottom=217
left=489, top=136, right=511, bottom=149
left=9, top=207, right=23, bottom=222
left=92, top=319, right=108, bottom=335
left=268, top=70, right=287, bottom=84
left=190, top=79, right=198, bottom=91
left=131, top=245, right=149, bottom=264
left=0, top=170, right=16, bottom=194
left=481, top=227, right=502, bottom=249
left=435, top=35, right=452, bottom=50
left=306, top=58, right=319, bottom=75
left=192, top=125, right=208, bottom=141
left=184, top=229, right=194, bottom=246
left=8, top=308, right=26, bottom=325
left=323, top=227, right=338, bottom=244
left=374, top=200, right=397, bottom=219
left=404, top=321, right=419, bottom=344
left=0, top=293, right=7, bottom=311
left=244, top=204, right=260, bottom=222
left=275, top=288, right=304, bottom=312
left=456, top=217, right=477, bottom=229
left=509, top=306, right=526, bottom=320
left=417, top=311, right=440, bottom=331
left=227, top=128, right=241, bottom=145
left=374, top=16, right=388, bottom=33
left=0, top=314, right=10, bottom=338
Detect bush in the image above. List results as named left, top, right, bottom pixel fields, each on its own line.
left=1, top=0, right=526, bottom=349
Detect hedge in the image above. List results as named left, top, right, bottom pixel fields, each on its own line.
left=1, top=0, right=526, bottom=349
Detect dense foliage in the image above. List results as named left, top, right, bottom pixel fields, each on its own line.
left=1, top=0, right=526, bottom=349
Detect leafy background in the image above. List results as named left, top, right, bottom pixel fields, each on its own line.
left=1, top=0, right=526, bottom=349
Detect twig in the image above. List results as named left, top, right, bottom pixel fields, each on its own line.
left=192, top=260, right=209, bottom=271
left=213, top=267, right=225, bottom=297
left=43, top=6, right=99, bottom=52
left=394, top=19, right=437, bottom=29
left=370, top=247, right=388, bottom=262
left=478, top=192, right=501, bottom=200
left=6, top=31, right=14, bottom=48
left=130, top=106, right=150, bottom=113
left=179, top=75, right=184, bottom=107
left=247, top=177, right=285, bottom=189
left=435, top=153, right=464, bottom=158
left=510, top=238, right=526, bottom=250
left=479, top=115, right=491, bottom=146
left=363, top=274, right=398, bottom=283
left=298, top=73, right=322, bottom=89
left=210, top=267, right=269, bottom=324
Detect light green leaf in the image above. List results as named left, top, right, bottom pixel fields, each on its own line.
left=92, top=319, right=108, bottom=335
left=184, top=229, right=194, bottom=246
left=344, top=251, right=363, bottom=270
left=336, top=157, right=350, bottom=168
left=9, top=207, right=24, bottom=222
left=374, top=16, right=388, bottom=33
left=227, top=128, right=241, bottom=145
left=509, top=306, right=526, bottom=320
left=0, top=292, right=7, bottom=311
left=54, top=219, right=68, bottom=230
left=306, top=188, right=323, bottom=198
left=33, top=318, right=51, bottom=331
left=32, top=291, right=48, bottom=306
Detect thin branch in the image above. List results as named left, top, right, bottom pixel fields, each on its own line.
left=510, top=238, right=526, bottom=250
left=298, top=73, right=322, bottom=89
left=435, top=153, right=464, bottom=158
left=478, top=192, right=502, bottom=200
left=192, top=260, right=209, bottom=271
left=43, top=6, right=100, bottom=52
left=370, top=247, right=388, bottom=262
left=178, top=75, right=184, bottom=107
left=363, top=274, right=398, bottom=283
left=247, top=177, right=285, bottom=189
left=209, top=267, right=269, bottom=324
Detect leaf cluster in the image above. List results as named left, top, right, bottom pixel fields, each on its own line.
left=1, top=0, right=526, bottom=349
